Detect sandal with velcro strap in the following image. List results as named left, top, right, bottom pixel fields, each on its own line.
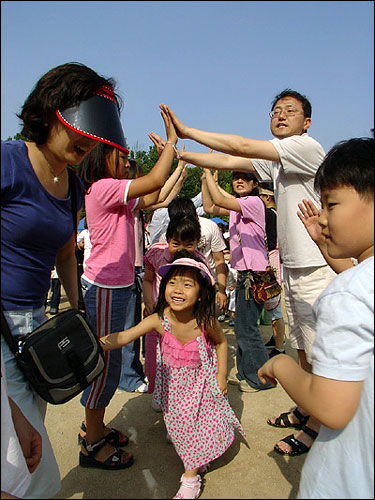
left=78, top=421, right=129, bottom=447
left=267, top=407, right=309, bottom=429
left=274, top=423, right=319, bottom=456
left=79, top=436, right=134, bottom=470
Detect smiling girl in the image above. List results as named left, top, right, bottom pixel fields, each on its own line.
left=99, top=250, right=245, bottom=499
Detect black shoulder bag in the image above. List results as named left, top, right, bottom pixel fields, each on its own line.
left=1, top=169, right=105, bottom=404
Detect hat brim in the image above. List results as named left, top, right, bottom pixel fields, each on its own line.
left=56, top=93, right=129, bottom=154
left=159, top=258, right=215, bottom=286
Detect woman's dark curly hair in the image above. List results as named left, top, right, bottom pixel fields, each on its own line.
left=155, top=249, right=216, bottom=329
left=17, top=62, right=123, bottom=144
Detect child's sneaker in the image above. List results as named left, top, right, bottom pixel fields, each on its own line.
left=217, top=314, right=226, bottom=322
left=173, top=474, right=201, bottom=499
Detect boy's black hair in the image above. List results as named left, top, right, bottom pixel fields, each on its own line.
left=18, top=62, right=122, bottom=144
left=314, top=137, right=374, bottom=200
left=168, top=197, right=196, bottom=219
left=271, top=88, right=312, bottom=118
left=166, top=214, right=201, bottom=242
left=78, top=142, right=116, bottom=191
left=155, top=249, right=216, bottom=329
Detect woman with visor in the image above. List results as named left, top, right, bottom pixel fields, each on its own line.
left=1, top=62, right=132, bottom=498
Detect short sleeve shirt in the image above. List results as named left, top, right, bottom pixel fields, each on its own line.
left=82, top=178, right=138, bottom=287
left=251, top=133, right=327, bottom=268
left=229, top=195, right=268, bottom=271
left=1, top=140, right=85, bottom=309
left=298, top=257, right=374, bottom=499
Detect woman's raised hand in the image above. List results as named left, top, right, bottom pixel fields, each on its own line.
left=159, top=104, right=190, bottom=139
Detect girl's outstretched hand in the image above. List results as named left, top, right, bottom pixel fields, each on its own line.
left=160, top=107, right=178, bottom=146
left=297, top=199, right=324, bottom=245
left=159, top=104, right=190, bottom=139
left=217, top=373, right=227, bottom=395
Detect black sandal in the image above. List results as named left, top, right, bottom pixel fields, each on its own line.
left=274, top=423, right=318, bottom=456
left=78, top=421, right=129, bottom=447
left=267, top=407, right=309, bottom=429
left=79, top=437, right=134, bottom=470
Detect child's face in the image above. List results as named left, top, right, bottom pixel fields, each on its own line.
left=167, top=236, right=198, bottom=258
left=319, top=185, right=374, bottom=263
left=165, top=269, right=200, bottom=313
left=105, top=148, right=130, bottom=179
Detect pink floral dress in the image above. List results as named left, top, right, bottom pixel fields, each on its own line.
left=153, top=314, right=245, bottom=471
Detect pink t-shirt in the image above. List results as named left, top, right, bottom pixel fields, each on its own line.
left=144, top=242, right=210, bottom=303
left=229, top=196, right=268, bottom=272
left=82, top=178, right=138, bottom=287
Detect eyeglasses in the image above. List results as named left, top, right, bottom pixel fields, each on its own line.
left=269, top=108, right=303, bottom=119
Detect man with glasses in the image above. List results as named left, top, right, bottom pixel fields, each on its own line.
left=157, top=89, right=336, bottom=457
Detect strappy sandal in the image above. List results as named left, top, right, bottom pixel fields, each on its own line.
left=267, top=407, right=309, bottom=429
left=78, top=421, right=129, bottom=447
left=274, top=423, right=318, bottom=456
left=79, top=437, right=134, bottom=470
left=173, top=474, right=202, bottom=499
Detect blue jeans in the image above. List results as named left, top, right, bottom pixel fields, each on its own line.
left=1, top=307, right=61, bottom=498
left=234, top=271, right=273, bottom=390
left=117, top=269, right=146, bottom=392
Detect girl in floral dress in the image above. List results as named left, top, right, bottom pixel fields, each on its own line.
left=99, top=251, right=245, bottom=499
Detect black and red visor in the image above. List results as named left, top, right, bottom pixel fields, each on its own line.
left=56, top=85, right=129, bottom=154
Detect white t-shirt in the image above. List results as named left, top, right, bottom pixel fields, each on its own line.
left=298, top=256, right=374, bottom=499
left=252, top=133, right=327, bottom=268
left=1, top=351, right=31, bottom=497
left=77, top=229, right=92, bottom=270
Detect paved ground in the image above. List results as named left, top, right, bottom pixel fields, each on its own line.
left=46, top=292, right=307, bottom=499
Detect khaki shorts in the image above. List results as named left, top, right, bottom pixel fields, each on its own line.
left=283, top=265, right=336, bottom=364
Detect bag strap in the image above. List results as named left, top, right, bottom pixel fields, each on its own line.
left=68, top=169, right=85, bottom=312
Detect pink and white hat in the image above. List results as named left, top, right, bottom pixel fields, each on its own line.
left=158, top=257, right=215, bottom=286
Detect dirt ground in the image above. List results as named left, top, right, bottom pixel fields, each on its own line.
left=46, top=292, right=307, bottom=499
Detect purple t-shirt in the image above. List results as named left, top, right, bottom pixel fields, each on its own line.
left=229, top=195, right=268, bottom=271
left=1, top=140, right=85, bottom=310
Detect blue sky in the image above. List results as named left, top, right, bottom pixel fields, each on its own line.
left=1, top=1, right=373, bottom=154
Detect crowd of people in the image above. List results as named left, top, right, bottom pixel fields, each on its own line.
left=1, top=61, right=373, bottom=500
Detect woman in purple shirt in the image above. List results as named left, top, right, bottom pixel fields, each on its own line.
left=1, top=62, right=129, bottom=498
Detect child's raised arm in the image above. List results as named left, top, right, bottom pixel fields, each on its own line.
left=206, top=320, right=228, bottom=395
left=99, top=313, right=162, bottom=351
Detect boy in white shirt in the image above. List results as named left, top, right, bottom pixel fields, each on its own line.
left=258, top=137, right=374, bottom=499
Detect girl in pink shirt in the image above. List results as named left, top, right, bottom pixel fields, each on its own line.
left=76, top=109, right=179, bottom=471
left=202, top=170, right=274, bottom=392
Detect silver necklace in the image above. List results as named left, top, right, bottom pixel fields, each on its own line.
left=39, top=147, right=66, bottom=183
left=45, top=162, right=66, bottom=183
